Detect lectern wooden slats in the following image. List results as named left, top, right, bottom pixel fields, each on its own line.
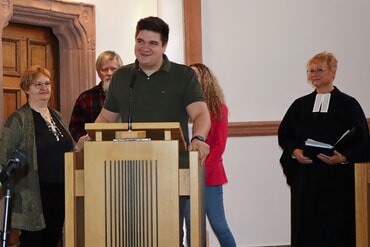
left=65, top=122, right=204, bottom=247
left=355, top=162, right=370, bottom=247
left=84, top=141, right=178, bottom=246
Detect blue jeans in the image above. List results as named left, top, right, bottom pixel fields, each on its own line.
left=184, top=185, right=236, bottom=247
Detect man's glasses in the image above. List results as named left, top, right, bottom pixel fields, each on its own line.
left=307, top=68, right=326, bottom=74
left=101, top=67, right=118, bottom=73
left=32, top=81, right=52, bottom=89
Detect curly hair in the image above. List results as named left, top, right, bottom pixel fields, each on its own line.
left=190, top=63, right=225, bottom=120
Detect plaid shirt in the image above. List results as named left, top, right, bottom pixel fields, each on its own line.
left=69, top=81, right=106, bottom=141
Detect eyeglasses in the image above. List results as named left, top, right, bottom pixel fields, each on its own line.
left=307, top=68, right=326, bottom=74
left=101, top=67, right=118, bottom=73
left=32, top=81, right=52, bottom=89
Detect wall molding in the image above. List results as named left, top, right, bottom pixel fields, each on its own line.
left=228, top=119, right=370, bottom=137
left=228, top=121, right=279, bottom=137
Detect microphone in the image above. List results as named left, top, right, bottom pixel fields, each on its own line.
left=128, top=73, right=137, bottom=131
left=0, top=149, right=27, bottom=186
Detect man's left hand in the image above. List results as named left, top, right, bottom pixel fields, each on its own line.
left=188, top=139, right=210, bottom=164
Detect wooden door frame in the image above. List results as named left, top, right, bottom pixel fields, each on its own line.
left=0, top=0, right=96, bottom=128
left=183, top=0, right=202, bottom=65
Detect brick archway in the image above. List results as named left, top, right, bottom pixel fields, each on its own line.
left=0, top=0, right=96, bottom=127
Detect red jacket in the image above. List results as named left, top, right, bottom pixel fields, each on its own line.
left=205, top=103, right=229, bottom=186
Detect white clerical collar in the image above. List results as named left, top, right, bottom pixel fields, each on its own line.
left=312, top=93, right=331, bottom=113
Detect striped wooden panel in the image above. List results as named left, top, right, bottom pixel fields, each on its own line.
left=104, top=160, right=158, bottom=247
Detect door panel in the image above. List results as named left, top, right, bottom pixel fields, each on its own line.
left=2, top=37, right=22, bottom=76
left=3, top=88, right=21, bottom=119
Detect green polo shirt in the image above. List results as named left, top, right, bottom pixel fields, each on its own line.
left=104, top=55, right=205, bottom=144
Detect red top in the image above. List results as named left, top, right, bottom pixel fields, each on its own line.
left=205, top=103, right=229, bottom=186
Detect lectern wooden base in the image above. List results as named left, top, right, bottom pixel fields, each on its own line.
left=65, top=123, right=205, bottom=247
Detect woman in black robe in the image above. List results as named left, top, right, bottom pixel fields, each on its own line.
left=278, top=51, right=369, bottom=247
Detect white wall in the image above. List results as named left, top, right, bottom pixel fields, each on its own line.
left=77, top=0, right=370, bottom=246
left=202, top=0, right=370, bottom=122
left=222, top=136, right=290, bottom=247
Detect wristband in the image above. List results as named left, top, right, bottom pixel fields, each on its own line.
left=191, top=135, right=206, bottom=142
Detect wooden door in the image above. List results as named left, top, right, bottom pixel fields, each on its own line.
left=2, top=22, right=59, bottom=121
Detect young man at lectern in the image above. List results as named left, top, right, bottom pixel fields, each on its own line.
left=95, top=16, right=210, bottom=162
left=94, top=16, right=211, bottom=246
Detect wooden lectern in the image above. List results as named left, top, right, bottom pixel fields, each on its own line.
left=355, top=162, right=370, bottom=247
left=64, top=122, right=205, bottom=247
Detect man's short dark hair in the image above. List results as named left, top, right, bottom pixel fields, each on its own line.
left=135, top=16, right=169, bottom=46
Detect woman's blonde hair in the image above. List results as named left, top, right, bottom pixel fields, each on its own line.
left=306, top=52, right=337, bottom=81
left=307, top=51, right=337, bottom=70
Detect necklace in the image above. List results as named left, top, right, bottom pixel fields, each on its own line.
left=29, top=103, right=64, bottom=141
left=46, top=117, right=64, bottom=141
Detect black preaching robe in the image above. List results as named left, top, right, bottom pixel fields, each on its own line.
left=278, top=87, right=369, bottom=247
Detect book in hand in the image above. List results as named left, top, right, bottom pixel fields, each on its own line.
left=303, top=127, right=356, bottom=159
left=303, top=139, right=334, bottom=158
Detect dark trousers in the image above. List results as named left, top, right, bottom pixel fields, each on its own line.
left=19, top=183, right=64, bottom=247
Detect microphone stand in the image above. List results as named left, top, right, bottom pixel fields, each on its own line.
left=1, top=179, right=13, bottom=247
left=115, top=72, right=147, bottom=140
left=128, top=72, right=136, bottom=132
left=128, top=84, right=133, bottom=131
left=0, top=149, right=27, bottom=246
